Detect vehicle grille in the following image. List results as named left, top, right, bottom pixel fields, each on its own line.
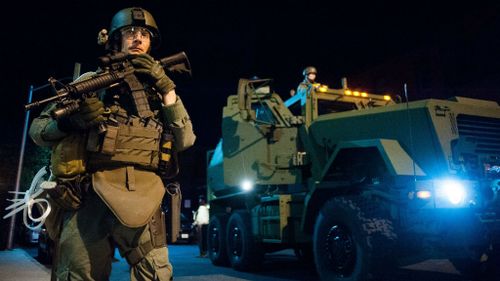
left=457, top=114, right=500, bottom=155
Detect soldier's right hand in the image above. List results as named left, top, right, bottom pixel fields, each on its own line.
left=79, top=97, right=105, bottom=125
left=58, top=97, right=105, bottom=131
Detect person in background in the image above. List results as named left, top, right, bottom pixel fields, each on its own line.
left=295, top=66, right=318, bottom=96
left=193, top=195, right=209, bottom=257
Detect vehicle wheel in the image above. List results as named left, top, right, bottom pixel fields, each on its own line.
left=208, top=214, right=229, bottom=266
left=226, top=210, right=264, bottom=271
left=313, top=196, right=397, bottom=281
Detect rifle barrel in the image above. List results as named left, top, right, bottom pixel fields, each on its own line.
left=24, top=93, right=67, bottom=111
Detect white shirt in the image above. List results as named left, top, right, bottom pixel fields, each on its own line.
left=194, top=205, right=209, bottom=225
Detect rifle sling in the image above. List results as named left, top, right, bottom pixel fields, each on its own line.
left=123, top=74, right=154, bottom=119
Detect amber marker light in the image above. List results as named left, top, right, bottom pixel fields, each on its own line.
left=319, top=85, right=328, bottom=92
left=361, top=92, right=368, bottom=97
left=416, top=190, right=432, bottom=199
left=383, top=95, right=391, bottom=101
left=353, top=91, right=360, bottom=96
left=345, top=90, right=352, bottom=95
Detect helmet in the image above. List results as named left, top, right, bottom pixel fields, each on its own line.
left=108, top=7, right=161, bottom=49
left=302, top=66, right=317, bottom=76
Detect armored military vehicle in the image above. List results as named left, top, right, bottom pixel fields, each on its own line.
left=206, top=78, right=500, bottom=280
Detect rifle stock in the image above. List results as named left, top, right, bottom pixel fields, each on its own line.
left=160, top=51, right=192, bottom=77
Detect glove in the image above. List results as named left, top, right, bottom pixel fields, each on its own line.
left=129, top=54, right=175, bottom=94
left=79, top=97, right=105, bottom=126
left=57, top=97, right=105, bottom=131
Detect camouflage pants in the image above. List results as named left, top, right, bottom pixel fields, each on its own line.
left=54, top=192, right=172, bottom=281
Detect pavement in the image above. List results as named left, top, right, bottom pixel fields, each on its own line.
left=0, top=245, right=307, bottom=281
left=0, top=248, right=51, bottom=281
left=110, top=245, right=308, bottom=281
left=0, top=244, right=470, bottom=281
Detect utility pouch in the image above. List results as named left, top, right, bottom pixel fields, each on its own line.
left=87, top=121, right=162, bottom=170
left=51, top=133, right=87, bottom=177
left=150, top=207, right=167, bottom=248
left=92, top=167, right=165, bottom=227
left=47, top=175, right=90, bottom=211
left=86, top=129, right=100, bottom=152
left=165, top=182, right=181, bottom=243
left=100, top=121, right=119, bottom=155
left=158, top=132, right=178, bottom=181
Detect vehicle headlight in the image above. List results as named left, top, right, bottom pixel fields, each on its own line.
left=240, top=179, right=254, bottom=192
left=436, top=179, right=466, bottom=205
left=412, top=179, right=475, bottom=208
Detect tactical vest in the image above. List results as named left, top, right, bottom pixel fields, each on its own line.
left=48, top=72, right=174, bottom=174
left=87, top=74, right=167, bottom=171
left=87, top=79, right=170, bottom=228
left=87, top=115, right=163, bottom=171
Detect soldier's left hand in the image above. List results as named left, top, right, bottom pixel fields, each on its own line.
left=130, top=54, right=175, bottom=94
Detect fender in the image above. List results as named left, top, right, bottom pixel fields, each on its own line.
left=301, top=138, right=425, bottom=233
left=320, top=138, right=426, bottom=181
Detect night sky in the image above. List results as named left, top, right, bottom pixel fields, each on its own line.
left=1, top=1, right=500, bottom=184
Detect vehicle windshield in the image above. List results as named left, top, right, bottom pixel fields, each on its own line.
left=317, top=99, right=358, bottom=115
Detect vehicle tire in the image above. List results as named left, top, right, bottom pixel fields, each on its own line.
left=208, top=214, right=229, bottom=266
left=313, top=196, right=397, bottom=281
left=226, top=210, right=264, bottom=271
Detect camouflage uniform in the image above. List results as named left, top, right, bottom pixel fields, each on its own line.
left=296, top=66, right=318, bottom=97
left=296, top=80, right=314, bottom=96
left=29, top=6, right=195, bottom=280
left=30, top=70, right=195, bottom=280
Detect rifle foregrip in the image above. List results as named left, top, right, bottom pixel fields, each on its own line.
left=70, top=72, right=123, bottom=95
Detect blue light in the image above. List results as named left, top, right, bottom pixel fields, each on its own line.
left=438, top=179, right=466, bottom=205
left=241, top=180, right=254, bottom=192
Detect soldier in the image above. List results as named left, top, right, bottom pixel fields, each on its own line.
left=295, top=66, right=318, bottom=96
left=29, top=7, right=195, bottom=281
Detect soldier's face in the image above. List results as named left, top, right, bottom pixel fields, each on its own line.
left=307, top=73, right=316, bottom=82
left=120, top=26, right=151, bottom=55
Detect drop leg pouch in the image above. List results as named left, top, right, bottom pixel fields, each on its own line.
left=92, top=167, right=165, bottom=228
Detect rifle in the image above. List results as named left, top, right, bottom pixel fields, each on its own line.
left=25, top=51, right=192, bottom=119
